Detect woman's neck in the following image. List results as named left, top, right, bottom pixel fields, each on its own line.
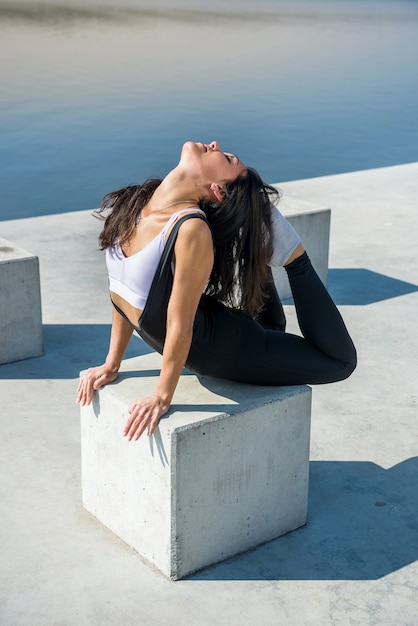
left=149, top=168, right=202, bottom=211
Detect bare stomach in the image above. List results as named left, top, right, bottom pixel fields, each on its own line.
left=110, top=291, right=143, bottom=327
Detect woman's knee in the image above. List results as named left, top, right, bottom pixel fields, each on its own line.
left=339, top=346, right=357, bottom=381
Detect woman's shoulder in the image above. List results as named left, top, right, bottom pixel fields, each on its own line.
left=174, top=210, right=213, bottom=245
left=172, top=207, right=207, bottom=221
left=171, top=208, right=209, bottom=231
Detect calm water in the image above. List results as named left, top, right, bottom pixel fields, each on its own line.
left=1, top=0, right=418, bottom=220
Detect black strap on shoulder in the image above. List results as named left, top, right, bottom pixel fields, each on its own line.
left=136, top=212, right=210, bottom=354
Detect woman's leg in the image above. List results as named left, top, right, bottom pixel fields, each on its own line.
left=188, top=252, right=356, bottom=386
left=285, top=251, right=356, bottom=367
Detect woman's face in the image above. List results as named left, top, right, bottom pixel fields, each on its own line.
left=181, top=140, right=246, bottom=184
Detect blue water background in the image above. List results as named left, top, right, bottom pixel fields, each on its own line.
left=1, top=0, right=417, bottom=220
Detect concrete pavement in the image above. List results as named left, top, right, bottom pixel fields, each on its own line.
left=0, top=162, right=417, bottom=625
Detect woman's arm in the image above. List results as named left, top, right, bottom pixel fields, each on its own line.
left=77, top=306, right=134, bottom=406
left=123, top=218, right=214, bottom=440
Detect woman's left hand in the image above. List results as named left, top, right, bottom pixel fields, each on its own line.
left=123, top=393, right=170, bottom=440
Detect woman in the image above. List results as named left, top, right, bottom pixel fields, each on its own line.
left=77, top=141, right=356, bottom=440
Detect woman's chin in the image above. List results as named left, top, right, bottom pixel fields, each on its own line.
left=182, top=140, right=197, bottom=153
left=179, top=141, right=202, bottom=164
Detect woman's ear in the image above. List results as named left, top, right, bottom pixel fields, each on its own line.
left=210, top=183, right=225, bottom=202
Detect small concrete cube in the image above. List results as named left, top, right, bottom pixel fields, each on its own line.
left=271, top=195, right=331, bottom=300
left=0, top=237, right=43, bottom=364
left=80, top=352, right=312, bottom=580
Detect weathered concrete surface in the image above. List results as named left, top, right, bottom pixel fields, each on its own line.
left=81, top=354, right=311, bottom=580
left=0, top=162, right=417, bottom=625
left=0, top=237, right=43, bottom=364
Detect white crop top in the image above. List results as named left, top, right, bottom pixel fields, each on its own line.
left=106, top=208, right=204, bottom=311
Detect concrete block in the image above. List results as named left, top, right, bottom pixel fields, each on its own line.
left=271, top=194, right=331, bottom=300
left=0, top=237, right=43, bottom=364
left=80, top=352, right=312, bottom=580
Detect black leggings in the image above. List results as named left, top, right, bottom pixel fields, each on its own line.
left=186, top=252, right=357, bottom=385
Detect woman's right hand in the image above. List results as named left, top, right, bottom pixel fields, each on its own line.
left=76, top=364, right=118, bottom=406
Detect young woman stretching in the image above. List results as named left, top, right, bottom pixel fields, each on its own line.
left=77, top=141, right=356, bottom=440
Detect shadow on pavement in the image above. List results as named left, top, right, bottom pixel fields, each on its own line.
left=190, top=456, right=418, bottom=581
left=0, top=324, right=152, bottom=379
left=328, top=268, right=418, bottom=305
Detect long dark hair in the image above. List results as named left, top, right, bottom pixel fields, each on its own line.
left=95, top=168, right=279, bottom=317
left=96, top=178, right=161, bottom=249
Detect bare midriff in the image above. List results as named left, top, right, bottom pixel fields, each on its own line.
left=110, top=290, right=143, bottom=327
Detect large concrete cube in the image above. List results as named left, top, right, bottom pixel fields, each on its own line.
left=80, top=352, right=312, bottom=580
left=272, top=195, right=331, bottom=300
left=0, top=237, right=43, bottom=364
